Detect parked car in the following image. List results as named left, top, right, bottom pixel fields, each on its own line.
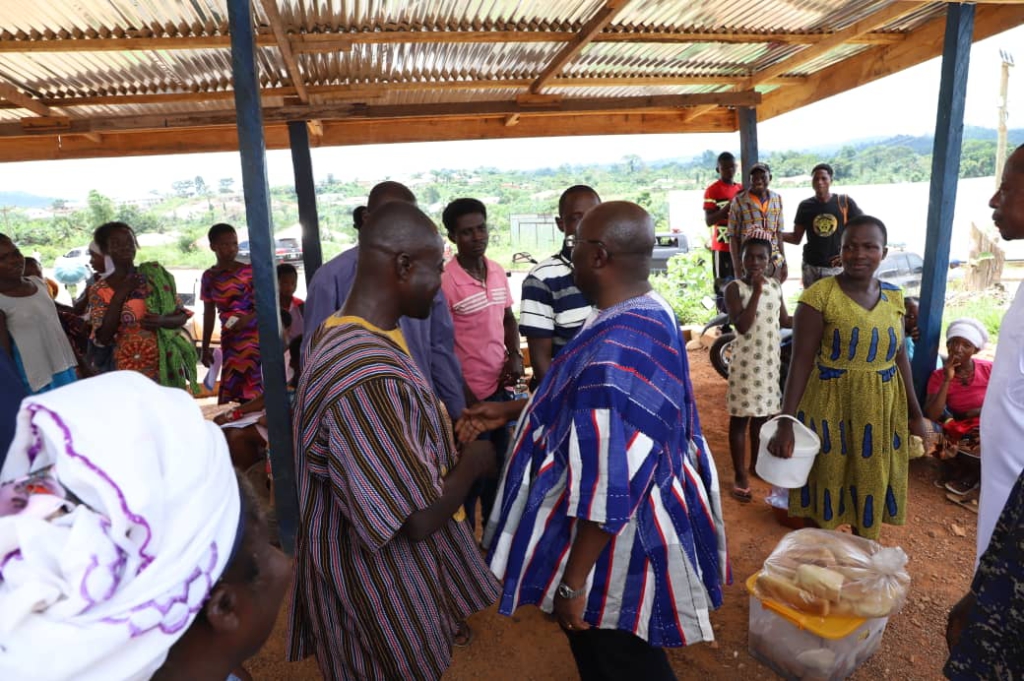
left=237, top=238, right=303, bottom=264
left=275, top=237, right=303, bottom=263
left=651, top=233, right=690, bottom=272
left=876, top=250, right=924, bottom=297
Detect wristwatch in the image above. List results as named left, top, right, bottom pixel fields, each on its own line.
left=556, top=581, right=587, bottom=600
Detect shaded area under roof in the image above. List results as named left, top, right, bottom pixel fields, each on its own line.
left=0, top=0, right=1021, bottom=160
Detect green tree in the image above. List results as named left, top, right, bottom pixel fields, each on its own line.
left=87, top=190, right=115, bottom=227
left=218, top=177, right=235, bottom=194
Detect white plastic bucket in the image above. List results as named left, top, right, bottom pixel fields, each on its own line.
left=756, top=415, right=821, bottom=488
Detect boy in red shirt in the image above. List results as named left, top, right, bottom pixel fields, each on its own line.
left=703, top=152, right=741, bottom=310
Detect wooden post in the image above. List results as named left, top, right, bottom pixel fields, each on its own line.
left=227, top=0, right=299, bottom=554
left=913, top=3, right=975, bottom=398
left=738, top=107, right=759, bottom=182
left=288, top=120, right=324, bottom=283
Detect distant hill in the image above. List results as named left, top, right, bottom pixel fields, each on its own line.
left=800, top=125, right=1024, bottom=156
left=0, top=191, right=58, bottom=209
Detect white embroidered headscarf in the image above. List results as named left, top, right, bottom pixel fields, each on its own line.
left=0, top=371, right=240, bottom=681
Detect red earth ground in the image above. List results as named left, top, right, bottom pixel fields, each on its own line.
left=246, top=348, right=977, bottom=680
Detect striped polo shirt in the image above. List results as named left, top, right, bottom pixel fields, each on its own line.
left=519, top=249, right=593, bottom=354
left=287, top=319, right=500, bottom=679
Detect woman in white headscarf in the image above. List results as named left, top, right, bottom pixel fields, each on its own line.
left=0, top=371, right=291, bottom=680
left=924, top=318, right=992, bottom=495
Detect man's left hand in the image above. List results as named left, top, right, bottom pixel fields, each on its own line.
left=554, top=591, right=590, bottom=633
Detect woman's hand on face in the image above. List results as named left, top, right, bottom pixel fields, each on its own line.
left=766, top=420, right=795, bottom=459
left=943, top=355, right=962, bottom=382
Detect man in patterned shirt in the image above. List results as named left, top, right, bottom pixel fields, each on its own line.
left=459, top=201, right=728, bottom=680
left=288, top=202, right=500, bottom=680
left=729, top=162, right=788, bottom=282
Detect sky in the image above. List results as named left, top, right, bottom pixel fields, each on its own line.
left=3, top=24, right=1023, bottom=202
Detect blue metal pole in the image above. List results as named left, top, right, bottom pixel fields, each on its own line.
left=227, top=0, right=299, bottom=554
left=288, top=121, right=324, bottom=284
left=738, top=107, right=759, bottom=181
left=913, top=3, right=975, bottom=398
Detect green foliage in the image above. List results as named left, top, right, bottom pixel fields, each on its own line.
left=650, top=251, right=716, bottom=325
left=7, top=134, right=1013, bottom=270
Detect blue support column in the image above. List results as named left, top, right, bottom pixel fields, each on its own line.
left=288, top=121, right=324, bottom=284
left=913, top=3, right=975, bottom=398
left=227, top=0, right=299, bottom=554
left=738, top=107, right=759, bottom=181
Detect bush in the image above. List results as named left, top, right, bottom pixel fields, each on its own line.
left=651, top=251, right=716, bottom=325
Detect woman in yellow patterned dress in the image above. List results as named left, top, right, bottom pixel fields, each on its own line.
left=768, top=216, right=929, bottom=539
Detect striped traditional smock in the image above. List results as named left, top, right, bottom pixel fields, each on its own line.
left=485, top=293, right=729, bottom=648
left=287, top=315, right=500, bottom=680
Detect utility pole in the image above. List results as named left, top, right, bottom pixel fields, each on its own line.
left=996, top=50, right=1014, bottom=185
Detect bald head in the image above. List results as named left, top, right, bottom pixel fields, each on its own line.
left=360, top=201, right=439, bottom=252
left=366, top=181, right=416, bottom=212
left=572, top=201, right=656, bottom=305
left=579, top=201, right=655, bottom=257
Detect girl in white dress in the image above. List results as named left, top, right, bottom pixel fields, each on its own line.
left=724, top=234, right=791, bottom=501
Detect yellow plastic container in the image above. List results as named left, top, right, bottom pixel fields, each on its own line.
left=745, top=573, right=888, bottom=680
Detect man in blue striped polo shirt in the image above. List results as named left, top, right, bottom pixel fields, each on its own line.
left=519, top=185, right=600, bottom=383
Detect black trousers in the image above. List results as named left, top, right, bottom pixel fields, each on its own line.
left=564, top=627, right=677, bottom=681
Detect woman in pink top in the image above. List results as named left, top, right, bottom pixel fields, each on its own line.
left=924, top=318, right=992, bottom=495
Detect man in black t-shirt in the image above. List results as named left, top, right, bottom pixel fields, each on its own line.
left=782, top=163, right=863, bottom=288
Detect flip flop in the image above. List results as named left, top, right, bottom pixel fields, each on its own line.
left=945, top=478, right=979, bottom=496
left=731, top=486, right=753, bottom=503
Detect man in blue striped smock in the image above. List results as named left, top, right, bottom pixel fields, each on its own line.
left=518, top=185, right=600, bottom=384
left=287, top=202, right=500, bottom=680
left=460, top=201, right=728, bottom=680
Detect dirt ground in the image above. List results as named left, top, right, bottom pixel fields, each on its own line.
left=247, top=348, right=977, bottom=680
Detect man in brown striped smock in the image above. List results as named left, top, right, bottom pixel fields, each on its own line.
left=286, top=202, right=500, bottom=679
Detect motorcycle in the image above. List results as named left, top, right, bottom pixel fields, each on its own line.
left=701, top=313, right=793, bottom=392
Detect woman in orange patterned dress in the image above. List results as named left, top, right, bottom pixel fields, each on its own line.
left=89, top=222, right=190, bottom=382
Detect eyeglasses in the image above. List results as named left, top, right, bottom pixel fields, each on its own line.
left=564, top=234, right=647, bottom=258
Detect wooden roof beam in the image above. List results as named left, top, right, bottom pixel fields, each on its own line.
left=684, top=0, right=925, bottom=124
left=0, top=109, right=738, bottom=162
left=0, top=92, right=760, bottom=138
left=14, top=76, right=801, bottom=109
left=0, top=30, right=909, bottom=54
left=743, top=1, right=927, bottom=89
left=258, top=0, right=308, bottom=103
left=0, top=78, right=51, bottom=116
left=758, top=2, right=1024, bottom=121
left=529, top=0, right=633, bottom=94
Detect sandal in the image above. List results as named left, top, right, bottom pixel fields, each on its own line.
left=453, top=620, right=473, bottom=647
left=731, top=486, right=753, bottom=503
left=945, top=478, right=980, bottom=496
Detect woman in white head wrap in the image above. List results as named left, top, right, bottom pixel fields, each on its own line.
left=0, top=371, right=291, bottom=680
left=923, top=318, right=992, bottom=495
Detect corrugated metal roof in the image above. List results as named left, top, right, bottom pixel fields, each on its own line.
left=0, top=0, right=1019, bottom=152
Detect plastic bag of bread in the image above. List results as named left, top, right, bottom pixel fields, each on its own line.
left=753, top=528, right=910, bottom=619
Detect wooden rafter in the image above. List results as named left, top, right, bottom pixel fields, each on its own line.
left=2, top=92, right=760, bottom=139
left=529, top=0, right=633, bottom=94
left=0, top=109, right=738, bottom=162
left=258, top=0, right=308, bottom=103
left=758, top=2, right=1024, bottom=121
left=0, top=29, right=910, bottom=55
left=0, top=76, right=801, bottom=110
left=743, top=1, right=925, bottom=89
left=685, top=0, right=927, bottom=123
left=0, top=78, right=50, bottom=116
